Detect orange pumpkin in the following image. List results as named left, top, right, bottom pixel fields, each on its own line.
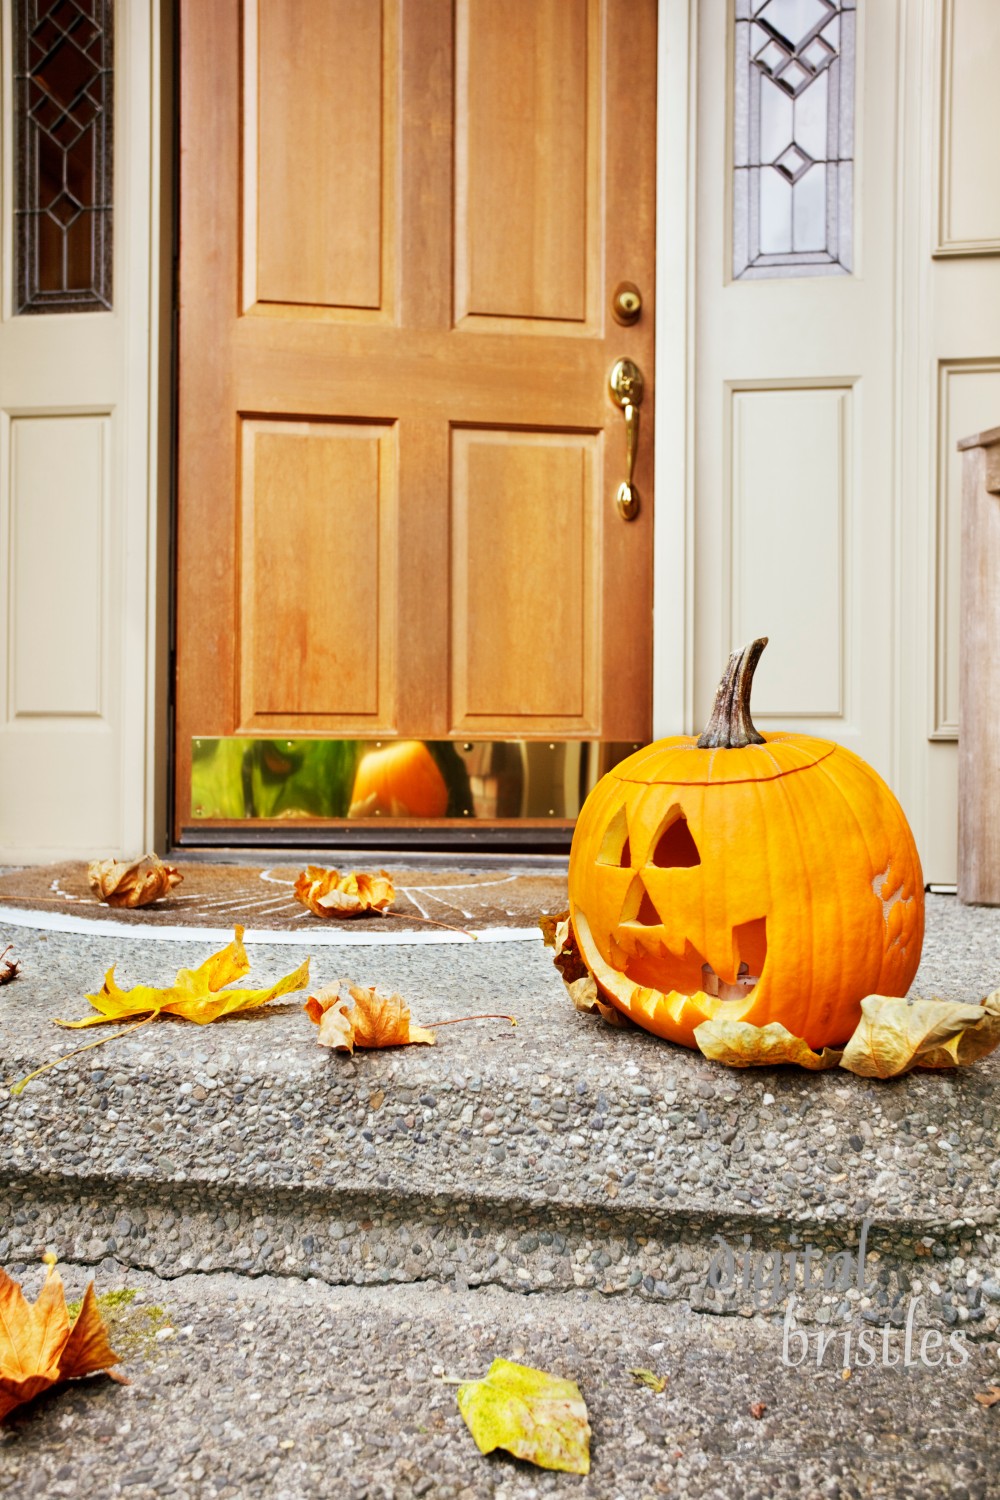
left=349, top=741, right=449, bottom=819
left=568, top=639, right=924, bottom=1051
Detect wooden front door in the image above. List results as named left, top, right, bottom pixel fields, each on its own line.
left=175, top=0, right=656, bottom=840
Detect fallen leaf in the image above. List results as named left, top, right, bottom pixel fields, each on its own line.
left=839, top=991, right=1000, bottom=1078
left=0, top=1260, right=121, bottom=1422
left=694, top=1018, right=842, bottom=1071
left=56, top=927, right=310, bottom=1028
left=629, top=1368, right=667, bottom=1393
left=304, top=984, right=436, bottom=1054
left=0, top=944, right=20, bottom=985
left=369, top=1089, right=385, bottom=1111
left=457, top=1358, right=591, bottom=1475
left=541, top=914, right=633, bottom=1029
left=750, top=1401, right=767, bottom=1419
left=87, top=853, right=183, bottom=908
left=974, top=1386, right=1000, bottom=1408
left=294, top=866, right=394, bottom=919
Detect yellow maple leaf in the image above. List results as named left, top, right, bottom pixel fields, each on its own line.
left=87, top=853, right=183, bottom=908
left=55, top=927, right=310, bottom=1029
left=694, top=1018, right=843, bottom=1071
left=294, top=866, right=395, bottom=919
left=839, top=991, right=1000, bottom=1078
left=304, top=984, right=436, bottom=1053
left=0, top=1260, right=122, bottom=1423
left=693, top=993, right=1000, bottom=1077
left=457, top=1358, right=591, bottom=1474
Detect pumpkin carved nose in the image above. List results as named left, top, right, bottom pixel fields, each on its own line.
left=620, top=875, right=661, bottom=927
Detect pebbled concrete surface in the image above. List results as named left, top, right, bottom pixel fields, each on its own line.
left=1, top=894, right=1000, bottom=1494
left=1, top=898, right=999, bottom=1341
left=0, top=1261, right=998, bottom=1500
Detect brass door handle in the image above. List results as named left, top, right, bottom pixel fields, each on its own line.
left=609, top=357, right=644, bottom=520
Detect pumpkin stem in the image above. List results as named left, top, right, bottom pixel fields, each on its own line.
left=697, top=637, right=768, bottom=749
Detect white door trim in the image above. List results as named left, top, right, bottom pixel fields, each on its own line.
left=653, top=0, right=697, bottom=737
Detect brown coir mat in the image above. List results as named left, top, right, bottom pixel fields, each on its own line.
left=0, top=861, right=568, bottom=936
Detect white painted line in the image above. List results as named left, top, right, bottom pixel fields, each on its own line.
left=0, top=905, right=542, bottom=946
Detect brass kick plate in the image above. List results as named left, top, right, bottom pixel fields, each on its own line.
left=190, top=737, right=642, bottom=822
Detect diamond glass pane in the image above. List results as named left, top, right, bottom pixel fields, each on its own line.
left=733, top=0, right=855, bottom=279
left=13, top=0, right=113, bottom=313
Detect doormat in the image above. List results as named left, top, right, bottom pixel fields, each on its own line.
left=0, top=862, right=568, bottom=945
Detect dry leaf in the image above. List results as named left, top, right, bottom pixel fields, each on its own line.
left=0, top=944, right=20, bottom=985
left=839, top=991, right=1000, bottom=1078
left=304, top=984, right=436, bottom=1054
left=694, top=1018, right=843, bottom=1071
left=87, top=854, right=183, bottom=908
left=541, top=913, right=633, bottom=1030
left=457, top=1358, right=591, bottom=1475
left=0, top=1260, right=121, bottom=1422
left=974, top=1385, right=1000, bottom=1408
left=750, top=1401, right=767, bottom=1419
left=629, top=1368, right=667, bottom=1393
left=56, top=927, right=310, bottom=1029
left=294, top=866, right=395, bottom=919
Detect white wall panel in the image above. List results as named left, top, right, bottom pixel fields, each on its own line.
left=936, top=0, right=1000, bottom=255
left=0, top=1, right=169, bottom=860
left=934, top=361, right=1000, bottom=736
left=8, top=414, right=109, bottom=719
left=730, top=385, right=849, bottom=719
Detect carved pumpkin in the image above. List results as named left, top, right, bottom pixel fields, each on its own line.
left=568, top=639, right=924, bottom=1051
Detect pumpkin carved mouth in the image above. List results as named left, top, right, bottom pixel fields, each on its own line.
left=614, top=899, right=768, bottom=1004
left=574, top=908, right=768, bottom=1036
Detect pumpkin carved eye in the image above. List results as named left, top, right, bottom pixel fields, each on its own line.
left=650, top=810, right=701, bottom=869
left=596, top=806, right=631, bottom=868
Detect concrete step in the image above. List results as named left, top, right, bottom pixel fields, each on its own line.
left=1, top=898, right=999, bottom=1342
left=0, top=1259, right=997, bottom=1500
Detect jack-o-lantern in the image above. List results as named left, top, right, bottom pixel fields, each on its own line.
left=568, top=639, right=924, bottom=1051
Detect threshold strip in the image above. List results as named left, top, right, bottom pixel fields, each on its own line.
left=0, top=906, right=541, bottom=946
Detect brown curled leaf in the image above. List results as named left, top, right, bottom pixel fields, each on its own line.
left=294, top=866, right=395, bottom=919
left=305, top=984, right=436, bottom=1054
left=87, top=854, right=183, bottom=908
left=541, top=913, right=633, bottom=1030
left=0, top=1260, right=121, bottom=1423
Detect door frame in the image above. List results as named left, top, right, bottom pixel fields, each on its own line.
left=653, top=0, right=697, bottom=741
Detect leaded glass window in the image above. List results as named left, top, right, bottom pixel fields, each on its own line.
left=733, top=0, right=855, bottom=280
left=13, top=0, right=113, bottom=313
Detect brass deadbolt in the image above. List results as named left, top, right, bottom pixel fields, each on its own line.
left=611, top=281, right=642, bottom=326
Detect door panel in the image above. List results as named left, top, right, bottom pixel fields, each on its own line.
left=247, top=0, right=397, bottom=316
left=455, top=0, right=595, bottom=326
left=450, top=430, right=600, bottom=731
left=176, top=0, right=656, bottom=838
left=237, top=420, right=397, bottom=728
